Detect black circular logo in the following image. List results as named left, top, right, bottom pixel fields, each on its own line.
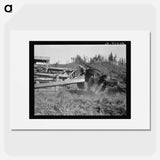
left=4, top=5, right=12, bottom=13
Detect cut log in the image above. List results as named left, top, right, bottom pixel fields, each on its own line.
left=35, top=76, right=85, bottom=89
left=34, top=77, right=54, bottom=81
left=34, top=72, right=56, bottom=78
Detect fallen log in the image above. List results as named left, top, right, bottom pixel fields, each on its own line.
left=34, top=72, right=56, bottom=78
left=35, top=76, right=85, bottom=89
left=34, top=77, right=54, bottom=81
left=47, top=66, right=74, bottom=71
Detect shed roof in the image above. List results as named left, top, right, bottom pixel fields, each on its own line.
left=34, top=56, right=50, bottom=61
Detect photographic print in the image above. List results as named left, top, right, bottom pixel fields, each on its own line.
left=30, top=41, right=131, bottom=119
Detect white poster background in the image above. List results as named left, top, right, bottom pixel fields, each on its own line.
left=10, top=31, right=150, bottom=130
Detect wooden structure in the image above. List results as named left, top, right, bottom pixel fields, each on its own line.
left=34, top=57, right=111, bottom=90
left=34, top=56, right=50, bottom=65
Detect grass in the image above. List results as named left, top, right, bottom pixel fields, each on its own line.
left=34, top=87, right=126, bottom=116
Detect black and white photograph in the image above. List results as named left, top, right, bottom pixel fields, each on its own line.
left=30, top=41, right=131, bottom=119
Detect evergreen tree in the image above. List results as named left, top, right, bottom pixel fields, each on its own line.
left=108, top=52, right=114, bottom=62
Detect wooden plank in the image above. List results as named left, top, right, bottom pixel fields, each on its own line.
left=34, top=72, right=56, bottom=77
left=34, top=64, right=74, bottom=71
left=47, top=67, right=73, bottom=71
left=34, top=73, right=69, bottom=79
left=35, top=76, right=85, bottom=89
left=34, top=77, right=54, bottom=81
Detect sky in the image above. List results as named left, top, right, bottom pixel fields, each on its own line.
left=35, top=44, right=126, bottom=64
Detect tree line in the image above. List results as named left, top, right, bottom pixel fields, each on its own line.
left=52, top=52, right=126, bottom=67
left=71, top=52, right=126, bottom=67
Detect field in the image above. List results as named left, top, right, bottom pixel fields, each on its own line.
left=34, top=61, right=127, bottom=116
left=35, top=88, right=126, bottom=116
